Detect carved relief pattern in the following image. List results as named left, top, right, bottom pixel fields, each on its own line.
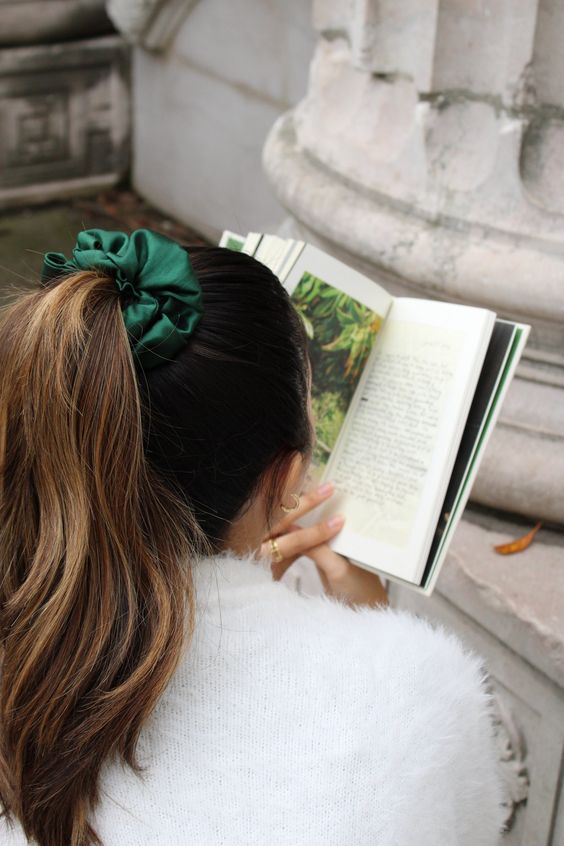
left=489, top=688, right=530, bottom=831
left=311, top=0, right=564, bottom=227
left=0, top=41, right=129, bottom=197
left=6, top=93, right=69, bottom=169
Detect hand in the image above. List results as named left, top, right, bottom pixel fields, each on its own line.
left=260, top=482, right=388, bottom=609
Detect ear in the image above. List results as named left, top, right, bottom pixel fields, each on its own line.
left=257, top=451, right=305, bottom=516
left=270, top=452, right=310, bottom=523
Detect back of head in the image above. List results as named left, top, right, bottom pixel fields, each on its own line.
left=0, top=238, right=311, bottom=846
left=141, top=246, right=311, bottom=543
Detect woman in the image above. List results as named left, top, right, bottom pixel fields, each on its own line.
left=0, top=229, right=503, bottom=846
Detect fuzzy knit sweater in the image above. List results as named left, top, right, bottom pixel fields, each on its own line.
left=2, top=553, right=504, bottom=845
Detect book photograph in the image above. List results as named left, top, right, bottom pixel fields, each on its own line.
left=291, top=270, right=384, bottom=476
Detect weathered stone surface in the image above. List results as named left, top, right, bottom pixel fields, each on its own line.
left=106, top=0, right=196, bottom=51
left=128, top=0, right=315, bottom=240
left=313, top=0, right=439, bottom=88
left=0, top=1, right=113, bottom=46
left=0, top=35, right=130, bottom=208
left=263, top=0, right=564, bottom=524
left=106, top=0, right=162, bottom=44
left=437, top=515, right=564, bottom=689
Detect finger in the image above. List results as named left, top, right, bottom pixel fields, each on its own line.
left=259, top=528, right=296, bottom=562
left=270, top=481, right=335, bottom=536
left=259, top=524, right=304, bottom=580
left=270, top=557, right=296, bottom=582
left=306, top=543, right=349, bottom=583
left=307, top=544, right=388, bottom=608
left=265, top=515, right=345, bottom=563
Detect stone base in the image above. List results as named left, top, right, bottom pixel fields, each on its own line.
left=388, top=512, right=564, bottom=845
left=0, top=35, right=130, bottom=208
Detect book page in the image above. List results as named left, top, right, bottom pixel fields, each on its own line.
left=219, top=230, right=245, bottom=251
left=277, top=240, right=305, bottom=280
left=254, top=235, right=291, bottom=273
left=242, top=232, right=262, bottom=256
left=319, top=298, right=494, bottom=584
left=420, top=321, right=529, bottom=593
left=284, top=246, right=394, bottom=484
left=331, top=320, right=463, bottom=547
left=284, top=246, right=393, bottom=313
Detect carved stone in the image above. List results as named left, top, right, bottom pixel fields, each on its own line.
left=0, top=36, right=130, bottom=207
left=106, top=0, right=199, bottom=51
left=0, top=1, right=113, bottom=46
left=490, top=690, right=530, bottom=831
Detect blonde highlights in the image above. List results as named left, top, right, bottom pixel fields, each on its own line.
left=0, top=271, right=204, bottom=845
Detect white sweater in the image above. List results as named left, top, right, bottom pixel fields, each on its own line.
left=3, top=554, right=504, bottom=845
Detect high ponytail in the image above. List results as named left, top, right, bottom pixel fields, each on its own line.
left=0, top=270, right=204, bottom=845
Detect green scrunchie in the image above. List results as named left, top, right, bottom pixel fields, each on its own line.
left=41, top=228, right=203, bottom=370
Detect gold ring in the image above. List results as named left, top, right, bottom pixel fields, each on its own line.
left=280, top=493, right=301, bottom=514
left=269, top=537, right=284, bottom=564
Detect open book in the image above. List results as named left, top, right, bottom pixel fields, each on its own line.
left=220, top=230, right=530, bottom=595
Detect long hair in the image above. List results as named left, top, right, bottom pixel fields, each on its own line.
left=0, top=246, right=311, bottom=845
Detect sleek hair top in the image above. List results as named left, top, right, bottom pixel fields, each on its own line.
left=142, top=246, right=312, bottom=545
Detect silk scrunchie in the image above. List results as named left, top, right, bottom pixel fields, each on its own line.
left=41, top=228, right=203, bottom=370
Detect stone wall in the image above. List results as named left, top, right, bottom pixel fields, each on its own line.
left=118, top=0, right=315, bottom=241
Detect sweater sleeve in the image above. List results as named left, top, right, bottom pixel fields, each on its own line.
left=344, top=605, right=506, bottom=846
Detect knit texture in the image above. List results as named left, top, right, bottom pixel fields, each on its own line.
left=2, top=553, right=504, bottom=845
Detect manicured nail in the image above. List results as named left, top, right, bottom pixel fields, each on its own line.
left=327, top=514, right=344, bottom=530
left=317, top=481, right=334, bottom=497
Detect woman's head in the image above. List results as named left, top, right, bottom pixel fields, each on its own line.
left=140, top=245, right=313, bottom=549
left=0, top=233, right=312, bottom=846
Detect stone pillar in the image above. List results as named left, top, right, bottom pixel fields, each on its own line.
left=263, top=2, right=564, bottom=842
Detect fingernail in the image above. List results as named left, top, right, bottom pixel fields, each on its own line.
left=327, top=514, right=344, bottom=530
left=317, top=481, right=334, bottom=497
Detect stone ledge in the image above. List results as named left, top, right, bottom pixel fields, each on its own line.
left=0, top=34, right=128, bottom=73
left=435, top=511, right=564, bottom=690
left=0, top=0, right=113, bottom=47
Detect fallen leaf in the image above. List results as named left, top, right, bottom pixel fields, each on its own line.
left=494, top=521, right=542, bottom=555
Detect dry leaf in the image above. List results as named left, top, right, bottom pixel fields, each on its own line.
left=494, top=521, right=542, bottom=555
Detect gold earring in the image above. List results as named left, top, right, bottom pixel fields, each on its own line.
left=280, top=493, right=301, bottom=513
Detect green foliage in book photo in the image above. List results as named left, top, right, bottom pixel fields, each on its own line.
left=292, top=272, right=383, bottom=468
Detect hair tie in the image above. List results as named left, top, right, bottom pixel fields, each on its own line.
left=41, top=228, right=203, bottom=370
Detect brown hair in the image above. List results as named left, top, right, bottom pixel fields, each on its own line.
left=0, top=245, right=312, bottom=845
left=0, top=270, right=205, bottom=845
